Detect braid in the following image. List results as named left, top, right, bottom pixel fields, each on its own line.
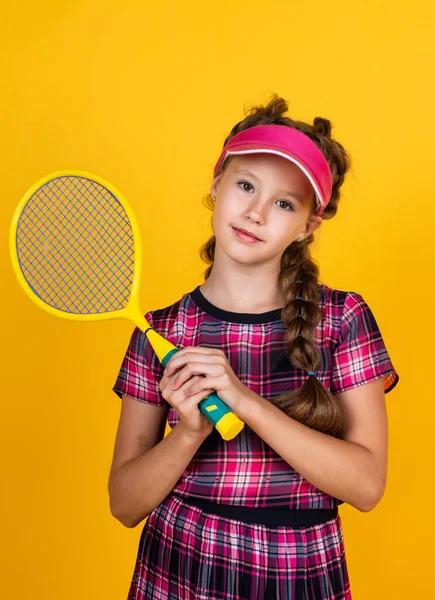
left=275, top=238, right=344, bottom=436
left=199, top=93, right=352, bottom=438
left=279, top=239, right=321, bottom=373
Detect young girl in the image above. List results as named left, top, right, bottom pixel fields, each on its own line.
left=109, top=94, right=399, bottom=600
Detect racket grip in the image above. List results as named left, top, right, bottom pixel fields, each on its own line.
left=198, top=391, right=245, bottom=441
left=162, top=347, right=245, bottom=441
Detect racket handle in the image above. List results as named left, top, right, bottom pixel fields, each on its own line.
left=199, top=391, right=245, bottom=441
left=143, top=328, right=245, bottom=441
left=162, top=347, right=245, bottom=441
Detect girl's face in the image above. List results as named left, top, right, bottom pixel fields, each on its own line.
left=210, top=154, right=323, bottom=264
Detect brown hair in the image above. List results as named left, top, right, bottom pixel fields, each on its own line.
left=199, top=93, right=353, bottom=438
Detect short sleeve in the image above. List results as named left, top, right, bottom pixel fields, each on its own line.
left=112, top=311, right=168, bottom=406
left=330, top=292, right=399, bottom=395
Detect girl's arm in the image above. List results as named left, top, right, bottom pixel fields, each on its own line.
left=109, top=401, right=209, bottom=528
left=238, top=377, right=388, bottom=512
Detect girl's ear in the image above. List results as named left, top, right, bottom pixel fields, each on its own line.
left=310, top=215, right=323, bottom=231
left=211, top=174, right=222, bottom=199
left=299, top=215, right=323, bottom=240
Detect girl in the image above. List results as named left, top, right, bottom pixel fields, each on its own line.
left=109, top=94, right=399, bottom=599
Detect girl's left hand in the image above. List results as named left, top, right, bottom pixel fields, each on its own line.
left=164, top=346, right=251, bottom=415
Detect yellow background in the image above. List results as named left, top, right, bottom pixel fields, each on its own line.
left=1, top=1, right=433, bottom=598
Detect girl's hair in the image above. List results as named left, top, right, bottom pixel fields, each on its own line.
left=199, top=93, right=352, bottom=438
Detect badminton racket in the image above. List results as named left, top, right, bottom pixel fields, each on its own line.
left=9, top=170, right=244, bottom=441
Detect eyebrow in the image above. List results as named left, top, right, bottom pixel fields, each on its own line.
left=234, top=168, right=304, bottom=203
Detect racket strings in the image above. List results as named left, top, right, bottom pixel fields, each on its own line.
left=16, top=176, right=135, bottom=314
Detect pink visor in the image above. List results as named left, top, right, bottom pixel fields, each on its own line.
left=213, top=124, right=332, bottom=217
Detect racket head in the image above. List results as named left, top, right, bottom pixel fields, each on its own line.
left=9, top=169, right=149, bottom=331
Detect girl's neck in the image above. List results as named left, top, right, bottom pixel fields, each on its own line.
left=199, top=281, right=285, bottom=314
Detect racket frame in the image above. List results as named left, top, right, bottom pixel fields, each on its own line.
left=9, top=169, right=149, bottom=332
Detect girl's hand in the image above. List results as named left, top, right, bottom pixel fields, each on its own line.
left=159, top=369, right=214, bottom=440
left=161, top=346, right=250, bottom=426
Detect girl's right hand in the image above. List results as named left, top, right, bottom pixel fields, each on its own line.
left=159, top=371, right=214, bottom=440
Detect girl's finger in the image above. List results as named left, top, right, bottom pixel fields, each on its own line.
left=166, top=350, right=225, bottom=376
left=171, top=362, right=223, bottom=390
left=166, top=374, right=204, bottom=400
left=183, top=389, right=216, bottom=407
left=182, top=376, right=211, bottom=398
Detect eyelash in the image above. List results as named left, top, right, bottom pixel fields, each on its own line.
left=236, top=181, right=295, bottom=211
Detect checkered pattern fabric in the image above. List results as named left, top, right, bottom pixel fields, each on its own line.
left=112, top=283, right=398, bottom=599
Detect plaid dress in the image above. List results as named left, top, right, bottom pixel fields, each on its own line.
left=112, top=283, right=399, bottom=599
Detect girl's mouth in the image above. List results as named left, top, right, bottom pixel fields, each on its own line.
left=232, top=227, right=263, bottom=243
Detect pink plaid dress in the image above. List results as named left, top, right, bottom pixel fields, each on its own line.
left=112, top=283, right=399, bottom=599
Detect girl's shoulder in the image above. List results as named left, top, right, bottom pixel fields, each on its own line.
left=318, top=282, right=378, bottom=339
left=319, top=283, right=399, bottom=394
left=142, top=288, right=205, bottom=340
left=319, top=282, right=367, bottom=315
left=142, top=293, right=187, bottom=337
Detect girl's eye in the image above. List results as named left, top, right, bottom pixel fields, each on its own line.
left=277, top=200, right=294, bottom=211
left=237, top=181, right=253, bottom=193
left=236, top=181, right=294, bottom=211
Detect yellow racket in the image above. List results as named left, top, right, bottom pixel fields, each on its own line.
left=9, top=170, right=244, bottom=441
